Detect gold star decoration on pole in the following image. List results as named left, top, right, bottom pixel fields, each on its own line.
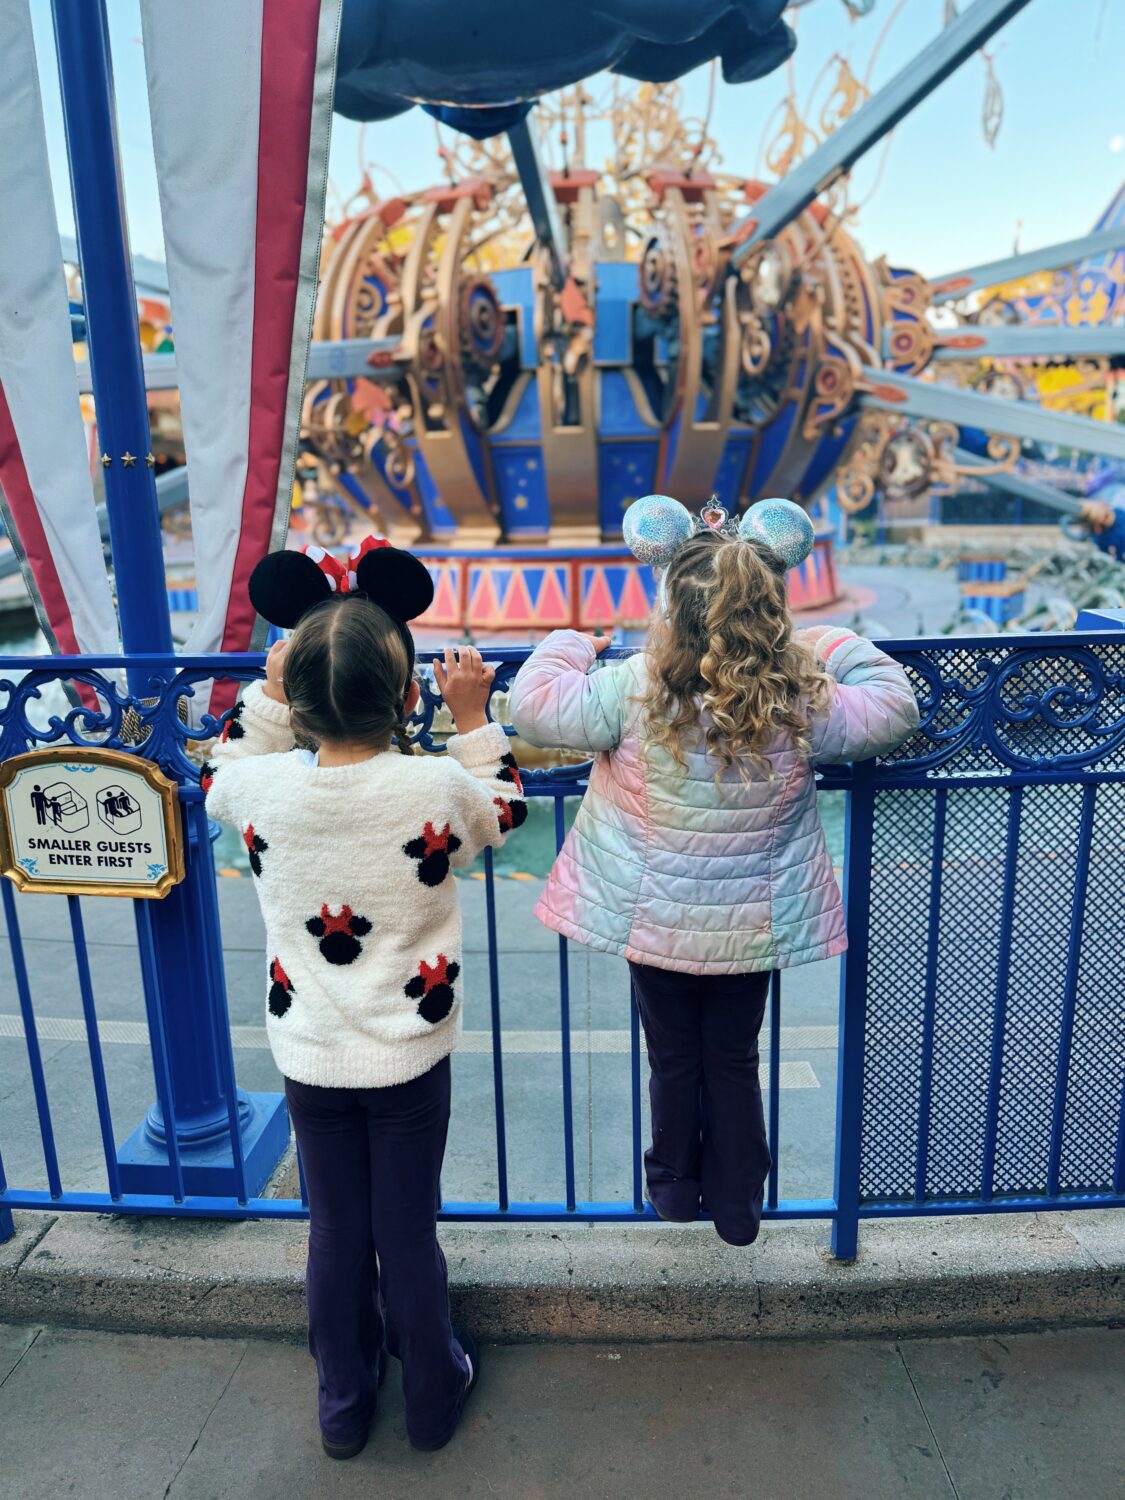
left=101, top=452, right=111, bottom=468
left=145, top=453, right=156, bottom=468
left=121, top=451, right=137, bottom=467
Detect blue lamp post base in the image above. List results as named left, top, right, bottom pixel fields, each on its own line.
left=116, top=1090, right=290, bottom=1199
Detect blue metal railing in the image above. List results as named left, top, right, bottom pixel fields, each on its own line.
left=1, top=634, right=1124, bottom=1256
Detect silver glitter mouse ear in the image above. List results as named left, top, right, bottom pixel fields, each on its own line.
left=738, top=498, right=815, bottom=570
left=623, top=494, right=696, bottom=567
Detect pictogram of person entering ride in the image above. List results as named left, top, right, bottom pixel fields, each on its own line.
left=30, top=784, right=52, bottom=826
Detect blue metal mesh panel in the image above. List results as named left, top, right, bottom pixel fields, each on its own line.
left=860, top=774, right=1124, bottom=1205
left=859, top=788, right=934, bottom=1200
left=1059, top=782, right=1125, bottom=1190
left=923, top=787, right=1008, bottom=1198
left=991, top=783, right=1083, bottom=1195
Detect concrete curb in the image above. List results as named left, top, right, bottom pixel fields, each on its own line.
left=1, top=1208, right=1122, bottom=1343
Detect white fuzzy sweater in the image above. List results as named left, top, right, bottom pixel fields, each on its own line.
left=204, top=681, right=526, bottom=1088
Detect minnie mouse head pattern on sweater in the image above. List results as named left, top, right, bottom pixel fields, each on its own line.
left=268, top=958, right=294, bottom=1017
left=221, top=701, right=246, bottom=743
left=405, top=953, right=460, bottom=1025
left=243, top=825, right=268, bottom=877
left=495, top=796, right=528, bottom=833
left=306, top=904, right=373, bottom=965
left=402, top=821, right=463, bottom=887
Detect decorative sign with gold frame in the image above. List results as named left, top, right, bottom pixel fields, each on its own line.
left=0, top=747, right=185, bottom=898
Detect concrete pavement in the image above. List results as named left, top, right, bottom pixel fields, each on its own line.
left=1, top=1320, right=1122, bottom=1499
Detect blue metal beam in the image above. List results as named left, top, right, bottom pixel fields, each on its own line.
left=930, top=223, right=1125, bottom=304
left=0, top=468, right=188, bottom=585
left=74, top=338, right=406, bottom=393
left=61, top=233, right=170, bottom=296
left=952, top=447, right=1084, bottom=517
left=730, top=0, right=1035, bottom=263
left=858, top=369, right=1125, bottom=462
left=887, top=323, right=1125, bottom=363
left=507, top=115, right=568, bottom=289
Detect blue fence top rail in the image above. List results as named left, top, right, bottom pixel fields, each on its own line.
left=5, top=629, right=1125, bottom=788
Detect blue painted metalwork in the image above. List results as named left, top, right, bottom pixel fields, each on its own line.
left=929, top=223, right=1125, bottom=305
left=831, top=754, right=875, bottom=1261
left=507, top=118, right=567, bottom=288
left=67, top=895, right=122, bottom=1202
left=555, top=798, right=577, bottom=1213
left=3, top=633, right=1125, bottom=1256
left=980, top=792, right=1022, bottom=1201
left=50, top=0, right=173, bottom=668
left=897, top=324, right=1125, bottom=363
left=77, top=340, right=407, bottom=395
left=914, top=790, right=947, bottom=1203
left=766, top=971, right=781, bottom=1213
left=860, top=369, right=1125, bottom=464
left=629, top=984, right=644, bottom=1214
left=483, top=847, right=510, bottom=1212
left=1047, top=786, right=1095, bottom=1198
left=2, top=880, right=62, bottom=1198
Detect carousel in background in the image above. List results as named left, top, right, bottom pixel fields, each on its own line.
left=285, top=8, right=1125, bottom=638
left=7, top=0, right=1124, bottom=645
left=298, top=76, right=854, bottom=635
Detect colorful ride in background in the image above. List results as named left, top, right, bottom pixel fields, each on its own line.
left=17, top=3, right=1125, bottom=644
left=285, top=59, right=1125, bottom=635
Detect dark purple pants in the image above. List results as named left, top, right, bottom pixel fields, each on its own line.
left=629, top=962, right=772, bottom=1247
left=283, top=1058, right=469, bottom=1448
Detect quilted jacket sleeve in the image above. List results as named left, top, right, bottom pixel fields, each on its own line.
left=203, top=681, right=294, bottom=826
left=508, top=630, right=632, bottom=753
left=806, top=628, right=921, bottom=766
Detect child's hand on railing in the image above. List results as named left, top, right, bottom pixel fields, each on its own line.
left=586, top=634, right=614, bottom=655
left=433, top=645, right=495, bottom=735
left=262, top=639, right=289, bottom=704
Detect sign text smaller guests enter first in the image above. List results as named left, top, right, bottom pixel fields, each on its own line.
left=0, top=748, right=185, bottom=898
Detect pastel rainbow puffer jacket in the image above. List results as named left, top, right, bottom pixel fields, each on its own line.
left=509, top=628, right=920, bottom=975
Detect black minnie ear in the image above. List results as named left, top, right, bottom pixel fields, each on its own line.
left=248, top=550, right=334, bottom=629
left=354, top=546, right=435, bottom=622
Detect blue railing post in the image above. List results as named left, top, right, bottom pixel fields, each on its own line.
left=49, top=1, right=289, bottom=1196
left=832, top=757, right=876, bottom=1260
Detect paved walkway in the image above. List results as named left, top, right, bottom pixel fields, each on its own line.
left=1, top=1322, right=1121, bottom=1499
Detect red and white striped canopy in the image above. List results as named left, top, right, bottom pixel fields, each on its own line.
left=0, top=0, right=119, bottom=658
left=140, top=0, right=342, bottom=681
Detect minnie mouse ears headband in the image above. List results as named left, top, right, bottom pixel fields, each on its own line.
left=248, top=535, right=434, bottom=677
left=623, top=494, right=815, bottom=572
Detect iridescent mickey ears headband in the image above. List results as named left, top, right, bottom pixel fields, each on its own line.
left=623, top=494, right=815, bottom=571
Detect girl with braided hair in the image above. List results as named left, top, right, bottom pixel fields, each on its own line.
left=206, top=538, right=526, bottom=1459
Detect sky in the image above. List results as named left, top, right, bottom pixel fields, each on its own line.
left=27, top=0, right=1125, bottom=282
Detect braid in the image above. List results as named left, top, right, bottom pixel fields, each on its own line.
left=393, top=694, right=416, bottom=756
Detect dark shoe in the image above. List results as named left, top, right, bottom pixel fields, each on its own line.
left=322, top=1430, right=368, bottom=1461
left=410, top=1330, right=480, bottom=1452
left=647, top=1195, right=700, bottom=1224
left=319, top=1349, right=387, bottom=1460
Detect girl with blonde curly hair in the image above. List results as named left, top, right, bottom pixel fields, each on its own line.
left=510, top=507, right=918, bottom=1246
